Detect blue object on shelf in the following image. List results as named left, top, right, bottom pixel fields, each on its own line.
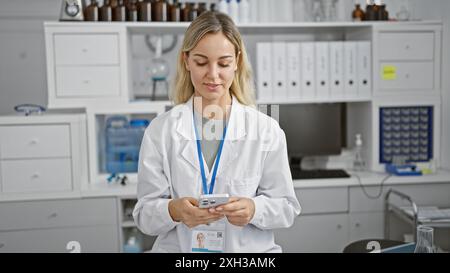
left=385, top=164, right=422, bottom=176
left=105, top=116, right=150, bottom=174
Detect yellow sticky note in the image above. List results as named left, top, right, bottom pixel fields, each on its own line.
left=382, top=65, right=397, bottom=80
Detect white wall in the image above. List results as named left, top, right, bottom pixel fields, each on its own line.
left=0, top=0, right=448, bottom=169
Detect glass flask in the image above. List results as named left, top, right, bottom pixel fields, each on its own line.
left=149, top=36, right=169, bottom=100
left=414, top=225, right=435, bottom=253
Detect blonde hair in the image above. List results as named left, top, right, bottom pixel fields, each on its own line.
left=171, top=11, right=255, bottom=106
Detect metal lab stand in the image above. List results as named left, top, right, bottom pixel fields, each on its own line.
left=384, top=189, right=450, bottom=242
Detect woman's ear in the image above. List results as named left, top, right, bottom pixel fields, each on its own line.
left=234, top=51, right=241, bottom=71
left=183, top=52, right=190, bottom=71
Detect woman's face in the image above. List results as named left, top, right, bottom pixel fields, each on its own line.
left=185, top=31, right=238, bottom=102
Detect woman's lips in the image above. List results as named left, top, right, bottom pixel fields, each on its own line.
left=204, top=83, right=221, bottom=91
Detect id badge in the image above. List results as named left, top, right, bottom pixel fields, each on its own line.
left=191, top=220, right=226, bottom=253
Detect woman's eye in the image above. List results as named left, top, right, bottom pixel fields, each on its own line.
left=195, top=62, right=207, bottom=66
left=219, top=63, right=230, bottom=67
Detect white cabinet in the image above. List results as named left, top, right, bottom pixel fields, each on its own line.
left=0, top=197, right=119, bottom=253
left=275, top=213, right=349, bottom=253
left=45, top=24, right=129, bottom=108
left=374, top=25, right=442, bottom=96
left=349, top=212, right=384, bottom=242
left=0, top=114, right=87, bottom=195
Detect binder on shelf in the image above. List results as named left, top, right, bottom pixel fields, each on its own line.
left=315, top=42, right=330, bottom=99
left=344, top=42, right=358, bottom=98
left=286, top=42, right=301, bottom=100
left=300, top=42, right=316, bottom=99
left=357, top=41, right=372, bottom=99
left=329, top=41, right=344, bottom=98
left=272, top=42, right=288, bottom=100
left=256, top=42, right=273, bottom=101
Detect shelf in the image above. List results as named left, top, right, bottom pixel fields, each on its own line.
left=122, top=221, right=137, bottom=228
left=257, top=96, right=372, bottom=105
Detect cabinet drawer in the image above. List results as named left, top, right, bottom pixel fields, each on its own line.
left=379, top=62, right=434, bottom=90
left=296, top=187, right=348, bottom=214
left=56, top=66, right=120, bottom=97
left=1, top=158, right=72, bottom=193
left=0, top=125, right=70, bottom=159
left=54, top=34, right=119, bottom=65
left=0, top=225, right=119, bottom=252
left=0, top=198, right=117, bottom=231
left=379, top=32, right=434, bottom=61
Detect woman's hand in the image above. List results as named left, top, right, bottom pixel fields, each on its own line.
left=168, top=197, right=224, bottom=229
left=210, top=197, right=255, bottom=227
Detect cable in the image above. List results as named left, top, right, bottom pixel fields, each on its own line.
left=353, top=172, right=392, bottom=200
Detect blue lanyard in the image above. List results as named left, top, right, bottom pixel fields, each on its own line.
left=193, top=113, right=227, bottom=195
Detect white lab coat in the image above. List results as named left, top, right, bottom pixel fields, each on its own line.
left=133, top=95, right=301, bottom=253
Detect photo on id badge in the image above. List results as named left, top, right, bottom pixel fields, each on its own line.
left=191, top=228, right=225, bottom=253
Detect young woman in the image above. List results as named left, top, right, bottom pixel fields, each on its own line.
left=133, top=11, right=301, bottom=253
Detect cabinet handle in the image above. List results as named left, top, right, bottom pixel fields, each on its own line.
left=355, top=222, right=361, bottom=228
left=30, top=138, right=39, bottom=145
left=81, top=48, right=88, bottom=53
left=337, top=224, right=342, bottom=230
left=405, top=73, right=410, bottom=79
left=405, top=45, right=411, bottom=50
left=82, top=80, right=90, bottom=84
left=48, top=212, right=58, bottom=218
left=31, top=173, right=40, bottom=179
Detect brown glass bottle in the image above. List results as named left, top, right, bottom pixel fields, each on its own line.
left=110, top=0, right=119, bottom=8
left=99, top=0, right=113, bottom=21
left=197, top=2, right=207, bottom=16
left=127, top=0, right=138, bottom=21
left=84, top=0, right=99, bottom=21
left=167, top=0, right=180, bottom=22
left=188, top=3, right=198, bottom=21
left=180, top=2, right=190, bottom=22
left=365, top=4, right=377, bottom=21
left=112, top=0, right=127, bottom=21
left=378, top=4, right=389, bottom=21
left=138, top=0, right=152, bottom=21
left=152, top=0, right=167, bottom=21
left=352, top=4, right=365, bottom=22
left=210, top=3, right=216, bottom=12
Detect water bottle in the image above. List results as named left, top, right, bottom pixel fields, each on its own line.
left=218, top=0, right=228, bottom=15
left=123, top=228, right=142, bottom=253
left=239, top=0, right=250, bottom=23
left=229, top=0, right=239, bottom=23
left=353, top=133, right=366, bottom=172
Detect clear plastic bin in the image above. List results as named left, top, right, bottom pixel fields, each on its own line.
left=105, top=116, right=149, bottom=173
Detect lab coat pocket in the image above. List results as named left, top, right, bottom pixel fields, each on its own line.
left=227, top=175, right=261, bottom=198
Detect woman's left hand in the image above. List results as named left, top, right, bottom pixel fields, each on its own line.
left=209, top=197, right=255, bottom=227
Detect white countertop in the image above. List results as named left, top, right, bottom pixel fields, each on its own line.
left=1, top=169, right=450, bottom=202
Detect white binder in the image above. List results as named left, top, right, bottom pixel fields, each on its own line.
left=286, top=43, right=301, bottom=100
left=357, top=41, right=372, bottom=99
left=344, top=42, right=358, bottom=97
left=329, top=41, right=344, bottom=98
left=256, top=42, right=273, bottom=101
left=315, top=42, right=330, bottom=99
left=300, top=42, right=315, bottom=99
left=272, top=42, right=288, bottom=100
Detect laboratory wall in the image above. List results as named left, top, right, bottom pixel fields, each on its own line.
left=0, top=0, right=449, bottom=169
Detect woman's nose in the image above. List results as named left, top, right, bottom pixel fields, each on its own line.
left=206, top=64, right=219, bottom=79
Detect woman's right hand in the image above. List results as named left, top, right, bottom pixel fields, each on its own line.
left=168, top=197, right=224, bottom=229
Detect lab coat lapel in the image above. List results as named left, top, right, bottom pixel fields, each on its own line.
left=215, top=96, right=247, bottom=177
left=176, top=96, right=204, bottom=174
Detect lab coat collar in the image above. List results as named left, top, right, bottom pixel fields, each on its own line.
left=175, top=94, right=247, bottom=141
left=175, top=94, right=246, bottom=177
